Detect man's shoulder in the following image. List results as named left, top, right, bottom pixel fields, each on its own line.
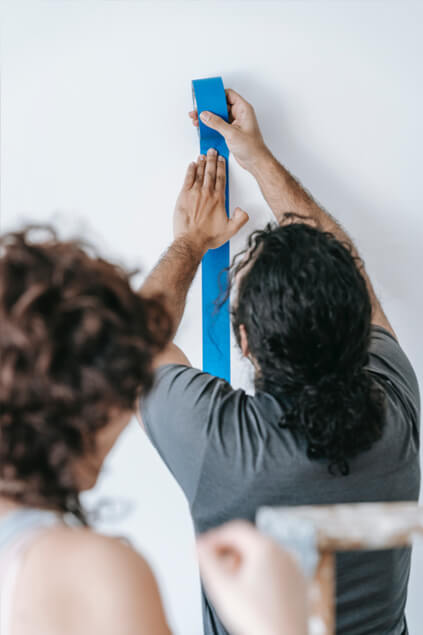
left=143, top=363, right=248, bottom=421
left=368, top=326, right=420, bottom=432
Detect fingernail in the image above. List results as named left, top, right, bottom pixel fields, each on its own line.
left=199, top=154, right=206, bottom=161
left=208, top=148, right=217, bottom=156
left=218, top=155, right=225, bottom=162
left=200, top=111, right=210, bottom=122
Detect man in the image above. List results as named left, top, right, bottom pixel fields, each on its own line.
left=140, top=89, right=420, bottom=634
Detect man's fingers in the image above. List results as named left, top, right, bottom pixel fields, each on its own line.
left=183, top=161, right=197, bottom=190
left=188, top=111, right=199, bottom=127
left=216, top=155, right=226, bottom=193
left=225, top=88, right=251, bottom=120
left=226, top=207, right=249, bottom=239
left=191, top=93, right=248, bottom=132
left=203, top=148, right=218, bottom=190
left=200, top=111, right=232, bottom=138
left=225, top=88, right=247, bottom=107
left=194, top=154, right=206, bottom=187
left=211, top=208, right=249, bottom=247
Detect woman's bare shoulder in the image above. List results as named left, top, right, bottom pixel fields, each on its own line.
left=15, top=525, right=171, bottom=635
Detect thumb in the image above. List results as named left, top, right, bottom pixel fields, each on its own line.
left=197, top=538, right=239, bottom=588
left=226, top=207, right=249, bottom=239
left=200, top=111, right=232, bottom=137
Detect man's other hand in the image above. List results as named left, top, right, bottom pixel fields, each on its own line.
left=189, top=89, right=269, bottom=173
left=174, top=149, right=249, bottom=253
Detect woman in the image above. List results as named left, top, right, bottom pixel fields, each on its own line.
left=0, top=226, right=173, bottom=634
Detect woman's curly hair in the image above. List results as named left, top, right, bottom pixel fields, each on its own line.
left=230, top=221, right=385, bottom=475
left=0, top=226, right=171, bottom=523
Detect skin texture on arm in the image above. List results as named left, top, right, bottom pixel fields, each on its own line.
left=190, top=90, right=396, bottom=339
left=141, top=233, right=204, bottom=346
left=13, top=526, right=171, bottom=635
left=197, top=521, right=308, bottom=635
left=140, top=149, right=248, bottom=368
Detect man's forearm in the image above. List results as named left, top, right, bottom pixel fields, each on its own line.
left=141, top=236, right=204, bottom=337
left=251, top=151, right=343, bottom=239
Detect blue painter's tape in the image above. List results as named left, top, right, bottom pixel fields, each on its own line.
left=192, top=77, right=230, bottom=382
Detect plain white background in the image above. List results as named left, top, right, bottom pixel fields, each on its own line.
left=1, top=1, right=423, bottom=632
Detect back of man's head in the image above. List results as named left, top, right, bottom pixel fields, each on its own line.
left=231, top=223, right=385, bottom=475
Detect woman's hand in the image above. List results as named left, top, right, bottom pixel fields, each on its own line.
left=189, top=89, right=270, bottom=173
left=197, top=520, right=308, bottom=635
left=174, top=149, right=249, bottom=254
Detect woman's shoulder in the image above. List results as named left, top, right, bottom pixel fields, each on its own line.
left=25, top=524, right=151, bottom=581
left=15, top=525, right=171, bottom=634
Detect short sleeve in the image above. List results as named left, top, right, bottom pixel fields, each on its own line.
left=366, top=326, right=420, bottom=433
left=140, top=364, right=233, bottom=505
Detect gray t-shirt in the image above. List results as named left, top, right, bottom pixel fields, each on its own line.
left=141, top=326, right=420, bottom=635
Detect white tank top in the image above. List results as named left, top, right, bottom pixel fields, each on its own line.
left=0, top=509, right=62, bottom=635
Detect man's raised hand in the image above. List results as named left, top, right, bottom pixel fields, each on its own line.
left=188, top=89, right=269, bottom=172
left=174, top=148, right=249, bottom=254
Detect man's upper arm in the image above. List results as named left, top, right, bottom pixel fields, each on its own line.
left=366, top=284, right=397, bottom=341
left=139, top=364, right=232, bottom=504
left=152, top=342, right=191, bottom=369
left=323, top=224, right=397, bottom=341
left=367, top=326, right=420, bottom=431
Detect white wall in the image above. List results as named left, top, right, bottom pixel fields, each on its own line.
left=1, top=1, right=422, bottom=632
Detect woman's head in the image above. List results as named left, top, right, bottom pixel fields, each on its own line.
left=0, top=226, right=171, bottom=522
left=230, top=222, right=385, bottom=474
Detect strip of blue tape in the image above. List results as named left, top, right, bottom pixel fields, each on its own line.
left=192, top=76, right=230, bottom=382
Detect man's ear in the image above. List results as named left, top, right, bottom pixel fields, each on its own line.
left=239, top=324, right=250, bottom=358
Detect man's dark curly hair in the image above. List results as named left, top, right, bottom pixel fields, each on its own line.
left=230, top=221, right=385, bottom=475
left=0, top=226, right=171, bottom=523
